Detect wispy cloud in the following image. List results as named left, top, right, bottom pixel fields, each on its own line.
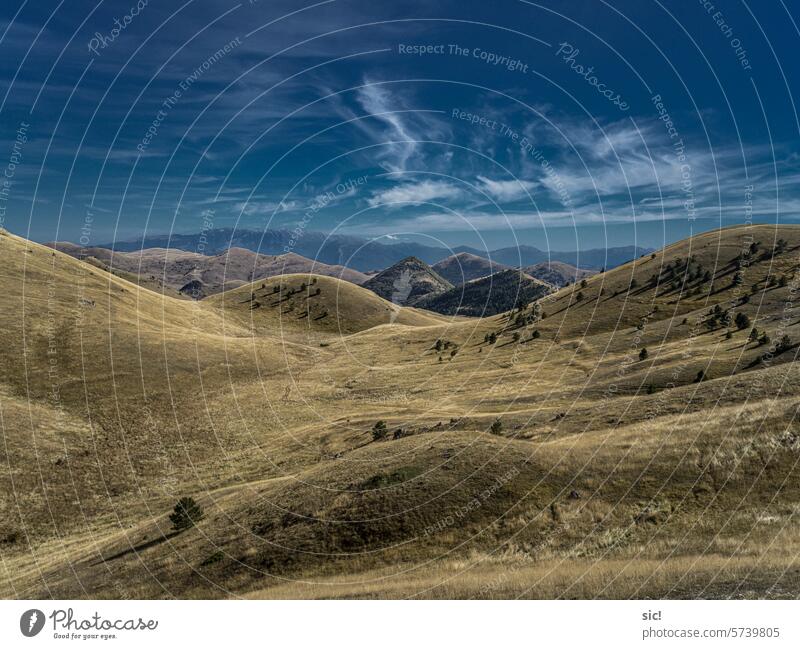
left=366, top=179, right=464, bottom=207
left=476, top=176, right=537, bottom=202
left=232, top=199, right=298, bottom=216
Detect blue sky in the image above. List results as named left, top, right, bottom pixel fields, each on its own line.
left=1, top=0, right=799, bottom=252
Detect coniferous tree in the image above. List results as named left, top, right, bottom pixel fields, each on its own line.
left=371, top=420, right=388, bottom=441
left=169, top=497, right=204, bottom=532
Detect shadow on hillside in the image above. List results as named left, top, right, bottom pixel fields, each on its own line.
left=92, top=531, right=179, bottom=565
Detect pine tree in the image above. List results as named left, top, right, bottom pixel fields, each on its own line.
left=371, top=420, right=388, bottom=441
left=169, top=497, right=204, bottom=532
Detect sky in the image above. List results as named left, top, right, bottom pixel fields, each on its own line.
left=0, top=0, right=799, bottom=253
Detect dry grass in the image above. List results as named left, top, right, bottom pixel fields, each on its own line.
left=2, top=225, right=800, bottom=599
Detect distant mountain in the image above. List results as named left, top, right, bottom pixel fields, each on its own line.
left=46, top=241, right=368, bottom=298
left=96, top=228, right=446, bottom=272
left=362, top=256, right=452, bottom=306
left=523, top=261, right=597, bottom=288
left=415, top=269, right=552, bottom=317
left=453, top=244, right=651, bottom=270
left=92, top=228, right=649, bottom=273
left=432, top=252, right=512, bottom=285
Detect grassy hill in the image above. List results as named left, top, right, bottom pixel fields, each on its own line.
left=3, top=224, right=800, bottom=599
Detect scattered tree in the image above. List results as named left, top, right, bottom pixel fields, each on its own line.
left=531, top=330, right=541, bottom=339
left=639, top=347, right=649, bottom=361
left=694, top=369, right=706, bottom=383
left=169, top=497, right=204, bottom=532
left=371, top=420, right=388, bottom=441
left=734, top=312, right=751, bottom=330
left=489, top=419, right=503, bottom=435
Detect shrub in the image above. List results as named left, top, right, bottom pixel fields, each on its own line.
left=169, top=497, right=204, bottom=532
left=488, top=332, right=497, bottom=344
left=371, top=420, right=388, bottom=441
left=778, top=334, right=792, bottom=353
left=694, top=369, right=706, bottom=383
left=531, top=329, right=541, bottom=339
left=489, top=419, right=503, bottom=435
left=576, top=291, right=584, bottom=301
left=759, top=332, right=771, bottom=346
left=639, top=348, right=648, bottom=361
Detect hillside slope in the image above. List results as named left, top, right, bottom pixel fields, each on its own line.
left=3, top=224, right=800, bottom=600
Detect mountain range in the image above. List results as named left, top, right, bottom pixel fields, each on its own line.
left=91, top=228, right=651, bottom=272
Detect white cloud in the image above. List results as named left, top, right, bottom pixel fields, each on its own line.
left=356, top=83, right=418, bottom=173
left=367, top=179, right=464, bottom=207
left=476, top=176, right=537, bottom=202
left=232, top=200, right=297, bottom=216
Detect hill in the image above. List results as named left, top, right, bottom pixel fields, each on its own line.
left=415, top=268, right=552, bottom=316
left=46, top=242, right=368, bottom=298
left=432, top=252, right=512, bottom=284
left=3, top=224, right=800, bottom=600
left=523, top=261, right=597, bottom=287
left=361, top=256, right=453, bottom=306
left=204, top=272, right=446, bottom=336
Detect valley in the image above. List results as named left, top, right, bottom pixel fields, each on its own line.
left=2, top=224, right=800, bottom=599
